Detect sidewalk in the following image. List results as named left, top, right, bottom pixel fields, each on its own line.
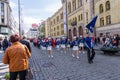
left=0, top=50, right=9, bottom=80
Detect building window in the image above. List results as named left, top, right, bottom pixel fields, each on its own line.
left=68, top=19, right=71, bottom=25
left=57, top=16, right=59, bottom=22
left=100, top=17, right=104, bottom=26
left=72, top=0, right=76, bottom=11
left=86, top=12, right=88, bottom=24
left=60, top=12, right=63, bottom=19
left=57, top=32, right=59, bottom=35
left=1, top=2, right=4, bottom=23
left=81, top=14, right=83, bottom=20
left=57, top=26, right=59, bottom=30
left=54, top=19, right=55, bottom=24
left=61, top=24, right=63, bottom=29
left=99, top=4, right=104, bottom=13
left=78, top=15, right=80, bottom=21
left=68, top=2, right=71, bottom=14
left=78, top=0, right=82, bottom=7
left=106, top=15, right=111, bottom=25
left=106, top=1, right=110, bottom=11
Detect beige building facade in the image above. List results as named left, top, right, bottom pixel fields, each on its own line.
left=94, top=0, right=120, bottom=37
left=45, top=0, right=120, bottom=38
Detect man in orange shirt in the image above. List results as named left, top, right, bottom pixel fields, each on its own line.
left=3, top=34, right=31, bottom=80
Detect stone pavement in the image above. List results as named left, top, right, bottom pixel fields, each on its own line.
left=30, top=45, right=120, bottom=80
left=0, top=50, right=9, bottom=80
left=0, top=45, right=120, bottom=80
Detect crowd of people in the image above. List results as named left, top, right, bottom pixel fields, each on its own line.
left=32, top=33, right=96, bottom=64
left=1, top=33, right=120, bottom=80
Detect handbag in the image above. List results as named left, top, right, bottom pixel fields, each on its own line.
left=26, top=67, right=33, bottom=80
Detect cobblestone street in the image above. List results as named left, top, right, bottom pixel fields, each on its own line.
left=29, top=45, right=120, bottom=80
left=0, top=45, right=120, bottom=80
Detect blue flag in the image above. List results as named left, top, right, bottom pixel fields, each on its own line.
left=86, top=16, right=98, bottom=33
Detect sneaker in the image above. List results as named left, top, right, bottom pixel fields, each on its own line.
left=77, top=56, right=79, bottom=59
left=79, top=51, right=81, bottom=53
left=72, top=54, right=75, bottom=57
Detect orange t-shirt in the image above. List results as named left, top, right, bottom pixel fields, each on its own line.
left=3, top=42, right=31, bottom=72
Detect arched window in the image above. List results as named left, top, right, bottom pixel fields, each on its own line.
left=106, top=15, right=111, bottom=25
left=99, top=4, right=104, bottom=13
left=78, top=0, right=82, bottom=7
left=72, top=0, right=76, bottom=11
left=106, top=1, right=110, bottom=11
left=68, top=2, right=71, bottom=14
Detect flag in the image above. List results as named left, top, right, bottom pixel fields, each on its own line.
left=86, top=16, right=98, bottom=33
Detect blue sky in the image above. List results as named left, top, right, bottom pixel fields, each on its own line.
left=9, top=0, right=62, bottom=32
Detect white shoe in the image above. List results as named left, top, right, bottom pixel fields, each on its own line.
left=77, top=56, right=79, bottom=59
left=79, top=51, right=81, bottom=53
left=72, top=54, right=75, bottom=57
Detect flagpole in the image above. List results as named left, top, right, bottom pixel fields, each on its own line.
left=18, top=0, right=21, bottom=36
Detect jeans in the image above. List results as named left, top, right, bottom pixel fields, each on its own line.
left=10, top=70, right=27, bottom=80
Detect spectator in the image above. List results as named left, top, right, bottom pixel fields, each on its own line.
left=3, top=34, right=31, bottom=80
left=2, top=37, right=9, bottom=51
left=20, top=35, right=31, bottom=52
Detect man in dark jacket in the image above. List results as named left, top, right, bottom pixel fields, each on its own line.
left=20, top=36, right=31, bottom=53
left=2, top=37, right=9, bottom=51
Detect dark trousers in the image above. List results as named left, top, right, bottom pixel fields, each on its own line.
left=10, top=70, right=27, bottom=80
left=86, top=48, right=96, bottom=63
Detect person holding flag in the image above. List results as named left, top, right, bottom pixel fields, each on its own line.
left=85, top=16, right=98, bottom=64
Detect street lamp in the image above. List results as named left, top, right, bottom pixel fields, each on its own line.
left=61, top=0, right=69, bottom=39
left=18, top=0, right=21, bottom=36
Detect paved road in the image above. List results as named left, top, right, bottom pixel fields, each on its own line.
left=0, top=50, right=9, bottom=80
left=0, top=45, right=120, bottom=80
left=30, top=45, right=120, bottom=80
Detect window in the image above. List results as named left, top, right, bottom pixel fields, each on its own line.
left=99, top=4, right=104, bottom=13
left=106, top=1, right=110, bottom=11
left=106, top=15, right=111, bottom=25
left=57, top=16, right=59, bottom=22
left=68, top=19, right=71, bottom=25
left=86, top=12, right=88, bottom=23
left=1, top=18, right=4, bottom=23
left=100, top=17, right=104, bottom=26
left=54, top=19, right=55, bottom=24
left=68, top=2, right=71, bottom=13
left=81, top=14, right=83, bottom=20
left=1, top=2, right=4, bottom=23
left=60, top=12, right=63, bottom=19
left=78, top=15, right=80, bottom=21
left=72, top=0, right=76, bottom=11
left=57, top=32, right=59, bottom=35
left=78, top=0, right=82, bottom=7
left=57, top=26, right=59, bottom=30
left=61, top=24, right=64, bottom=29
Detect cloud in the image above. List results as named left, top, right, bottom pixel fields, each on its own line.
left=9, top=1, right=17, bottom=9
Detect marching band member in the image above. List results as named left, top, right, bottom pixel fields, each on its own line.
left=46, top=37, right=53, bottom=58
left=78, top=35, right=85, bottom=54
left=67, top=39, right=71, bottom=51
left=71, top=36, right=79, bottom=59
left=41, top=39, right=47, bottom=53
left=60, top=37, right=67, bottom=54
left=56, top=38, right=61, bottom=50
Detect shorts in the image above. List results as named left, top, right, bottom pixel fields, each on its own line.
left=47, top=46, right=52, bottom=50
left=79, top=43, right=84, bottom=47
left=61, top=44, right=66, bottom=48
left=73, top=46, right=79, bottom=50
